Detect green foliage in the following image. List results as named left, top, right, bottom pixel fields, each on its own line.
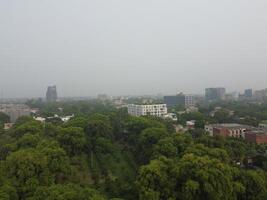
left=28, top=184, right=106, bottom=200
left=13, top=120, right=43, bottom=138
left=0, top=101, right=267, bottom=200
left=4, top=149, right=54, bottom=198
left=0, top=112, right=10, bottom=124
left=56, top=127, right=86, bottom=156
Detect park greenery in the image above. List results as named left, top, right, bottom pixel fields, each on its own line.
left=0, top=100, right=267, bottom=199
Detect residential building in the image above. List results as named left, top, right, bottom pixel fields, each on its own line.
left=4, top=123, right=14, bottom=130
left=34, top=117, right=46, bottom=123
left=163, top=113, right=177, bottom=121
left=205, top=88, right=226, bottom=101
left=186, top=120, right=195, bottom=129
left=205, top=123, right=251, bottom=138
left=164, top=93, right=194, bottom=108
left=245, top=130, right=267, bottom=144
left=0, top=104, right=31, bottom=122
left=185, top=95, right=194, bottom=107
left=46, top=85, right=57, bottom=102
left=127, top=104, right=167, bottom=117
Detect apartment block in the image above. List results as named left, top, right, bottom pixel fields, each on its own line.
left=245, top=131, right=267, bottom=144
left=205, top=123, right=251, bottom=138
left=127, top=104, right=167, bottom=117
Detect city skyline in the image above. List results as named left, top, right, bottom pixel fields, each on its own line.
left=0, top=85, right=265, bottom=99
left=1, top=0, right=267, bottom=98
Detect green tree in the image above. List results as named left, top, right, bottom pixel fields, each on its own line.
left=56, top=127, right=86, bottom=155
left=28, top=184, right=106, bottom=200
left=0, top=112, right=10, bottom=124
left=4, top=149, right=53, bottom=199
left=238, top=170, right=267, bottom=200
left=137, top=157, right=175, bottom=200
left=138, top=128, right=168, bottom=163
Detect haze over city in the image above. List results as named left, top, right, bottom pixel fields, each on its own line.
left=1, top=0, right=267, bottom=98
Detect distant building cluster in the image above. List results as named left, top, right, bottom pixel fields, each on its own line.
left=97, top=94, right=111, bottom=101
left=0, top=104, right=31, bottom=123
left=254, top=88, right=267, bottom=101
left=46, top=85, right=57, bottom=102
left=205, top=88, right=226, bottom=101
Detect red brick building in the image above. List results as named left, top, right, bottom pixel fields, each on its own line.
left=206, top=124, right=250, bottom=138
left=245, top=131, right=267, bottom=144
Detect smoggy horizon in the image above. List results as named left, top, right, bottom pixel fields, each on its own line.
left=1, top=0, right=267, bottom=98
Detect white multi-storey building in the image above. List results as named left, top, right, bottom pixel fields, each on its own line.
left=127, top=104, right=167, bottom=117
left=185, top=95, right=194, bottom=107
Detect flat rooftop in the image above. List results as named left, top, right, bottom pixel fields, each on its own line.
left=209, top=123, right=251, bottom=129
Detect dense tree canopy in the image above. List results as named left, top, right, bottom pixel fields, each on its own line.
left=0, top=100, right=266, bottom=199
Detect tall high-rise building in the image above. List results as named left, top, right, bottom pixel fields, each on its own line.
left=244, top=89, right=253, bottom=98
left=205, top=88, right=226, bottom=101
left=164, top=93, right=195, bottom=108
left=46, top=85, right=58, bottom=102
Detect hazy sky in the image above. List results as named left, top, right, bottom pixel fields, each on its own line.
left=1, top=0, right=267, bottom=98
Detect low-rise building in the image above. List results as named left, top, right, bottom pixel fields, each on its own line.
left=205, top=123, right=251, bottom=138
left=186, top=120, right=196, bottom=129
left=4, top=123, right=14, bottom=130
left=34, top=117, right=46, bottom=123
left=0, top=104, right=31, bottom=123
left=163, top=113, right=177, bottom=121
left=245, top=130, right=267, bottom=144
left=127, top=104, right=167, bottom=117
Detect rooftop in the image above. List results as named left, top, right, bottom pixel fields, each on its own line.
left=208, top=123, right=251, bottom=129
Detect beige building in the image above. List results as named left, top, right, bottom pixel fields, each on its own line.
left=127, top=104, right=167, bottom=117
left=0, top=104, right=31, bottom=123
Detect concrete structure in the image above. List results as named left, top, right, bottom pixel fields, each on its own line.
left=61, top=114, right=74, bottom=122
left=205, top=123, right=251, bottom=138
left=163, top=113, right=177, bottom=121
left=164, top=93, right=194, bottom=108
left=186, top=120, right=195, bottom=129
left=46, top=85, right=58, bottom=102
left=0, top=104, right=31, bottom=123
left=244, top=89, right=253, bottom=98
left=254, top=89, right=267, bottom=101
left=239, top=89, right=253, bottom=101
left=34, top=117, right=46, bottom=123
left=259, top=121, right=267, bottom=129
left=127, top=104, right=167, bottom=117
left=245, top=130, right=267, bottom=144
left=4, top=123, right=14, bottom=130
left=205, top=88, right=226, bottom=101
